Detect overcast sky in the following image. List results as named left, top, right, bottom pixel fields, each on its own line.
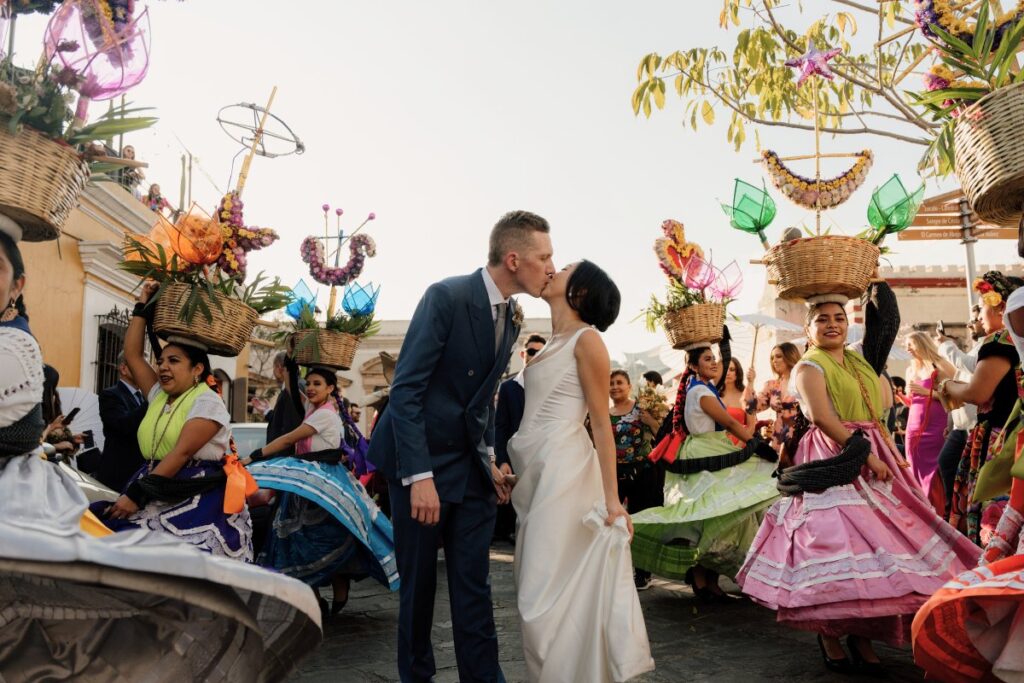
left=16, top=1, right=1015, bottom=360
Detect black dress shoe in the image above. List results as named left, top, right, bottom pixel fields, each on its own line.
left=846, top=635, right=887, bottom=677
left=816, top=634, right=852, bottom=673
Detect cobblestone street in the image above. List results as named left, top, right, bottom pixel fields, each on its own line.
left=290, top=542, right=923, bottom=682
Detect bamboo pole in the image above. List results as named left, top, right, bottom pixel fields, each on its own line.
left=751, top=152, right=863, bottom=163
left=813, top=77, right=821, bottom=235
left=234, top=86, right=278, bottom=199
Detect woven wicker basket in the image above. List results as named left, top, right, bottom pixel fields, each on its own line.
left=662, top=303, right=725, bottom=349
left=289, top=329, right=361, bottom=371
left=764, top=236, right=879, bottom=302
left=0, top=121, right=90, bottom=241
left=954, top=83, right=1024, bottom=225
left=152, top=282, right=259, bottom=357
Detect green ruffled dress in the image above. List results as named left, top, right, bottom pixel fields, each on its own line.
left=631, top=380, right=779, bottom=579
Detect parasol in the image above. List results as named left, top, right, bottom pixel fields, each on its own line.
left=736, top=313, right=804, bottom=368
left=56, top=387, right=104, bottom=451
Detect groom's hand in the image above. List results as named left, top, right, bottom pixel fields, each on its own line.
left=491, top=463, right=511, bottom=504
left=410, top=479, right=441, bottom=526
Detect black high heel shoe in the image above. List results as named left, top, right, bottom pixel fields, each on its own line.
left=331, top=583, right=350, bottom=616
left=846, top=635, right=886, bottom=677
left=816, top=634, right=852, bottom=673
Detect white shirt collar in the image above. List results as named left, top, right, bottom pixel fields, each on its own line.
left=481, top=267, right=509, bottom=308
left=514, top=366, right=527, bottom=387
left=119, top=379, right=139, bottom=395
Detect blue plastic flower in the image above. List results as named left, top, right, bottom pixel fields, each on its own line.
left=342, top=282, right=380, bottom=317
left=286, top=279, right=317, bottom=320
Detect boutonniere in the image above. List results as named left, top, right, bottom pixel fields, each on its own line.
left=511, top=299, right=524, bottom=328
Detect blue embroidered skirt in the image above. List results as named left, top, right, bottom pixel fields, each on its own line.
left=248, top=458, right=399, bottom=591
left=92, top=459, right=253, bottom=561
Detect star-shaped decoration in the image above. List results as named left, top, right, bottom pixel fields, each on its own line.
left=216, top=191, right=279, bottom=279
left=785, top=41, right=842, bottom=87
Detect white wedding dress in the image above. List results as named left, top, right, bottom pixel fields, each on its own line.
left=508, top=327, right=654, bottom=683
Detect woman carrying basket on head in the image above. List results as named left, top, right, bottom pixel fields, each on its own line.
left=96, top=281, right=257, bottom=560
left=736, top=284, right=978, bottom=676
left=246, top=358, right=399, bottom=618
left=631, top=326, right=780, bottom=601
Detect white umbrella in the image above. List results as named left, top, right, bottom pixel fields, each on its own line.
left=736, top=312, right=804, bottom=368
left=56, top=387, right=104, bottom=451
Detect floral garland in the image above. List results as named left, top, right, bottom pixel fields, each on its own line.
left=923, top=64, right=983, bottom=115
left=216, top=192, right=279, bottom=279
left=762, top=149, right=873, bottom=210
left=915, top=0, right=1024, bottom=47
left=301, top=233, right=377, bottom=287
left=973, top=271, right=1019, bottom=308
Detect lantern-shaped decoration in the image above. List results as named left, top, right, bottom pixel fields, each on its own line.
left=867, top=174, right=926, bottom=245
left=342, top=282, right=381, bottom=317
left=286, top=279, right=317, bottom=321
left=44, top=0, right=150, bottom=120
left=722, top=178, right=776, bottom=249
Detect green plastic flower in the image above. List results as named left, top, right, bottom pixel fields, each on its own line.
left=721, top=179, right=776, bottom=248
left=867, top=174, right=925, bottom=245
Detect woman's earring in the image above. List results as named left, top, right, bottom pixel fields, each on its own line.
left=0, top=299, right=16, bottom=323
left=193, top=375, right=199, bottom=386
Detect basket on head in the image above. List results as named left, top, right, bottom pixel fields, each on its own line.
left=662, top=303, right=725, bottom=350
left=288, top=329, right=360, bottom=371
left=152, top=282, right=259, bottom=357
left=954, top=82, right=1024, bottom=226
left=763, top=235, right=879, bottom=302
left=0, top=122, right=90, bottom=241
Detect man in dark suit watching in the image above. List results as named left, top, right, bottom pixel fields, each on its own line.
left=265, top=352, right=304, bottom=454
left=492, top=333, right=546, bottom=543
left=96, top=352, right=148, bottom=492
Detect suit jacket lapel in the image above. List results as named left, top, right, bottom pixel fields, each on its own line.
left=467, top=269, right=494, bottom=367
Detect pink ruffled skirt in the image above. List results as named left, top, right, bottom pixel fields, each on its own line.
left=736, top=422, right=980, bottom=645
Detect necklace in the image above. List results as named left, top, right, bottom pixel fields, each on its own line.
left=146, top=383, right=200, bottom=466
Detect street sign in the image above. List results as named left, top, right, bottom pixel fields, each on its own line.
left=898, top=227, right=1017, bottom=240
left=919, top=189, right=963, bottom=214
left=910, top=213, right=974, bottom=227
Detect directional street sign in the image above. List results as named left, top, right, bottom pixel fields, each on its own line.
left=910, top=213, right=976, bottom=227
left=898, top=227, right=1016, bottom=240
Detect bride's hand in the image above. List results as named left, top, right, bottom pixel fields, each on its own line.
left=605, top=499, right=634, bottom=541
left=491, top=463, right=511, bottom=504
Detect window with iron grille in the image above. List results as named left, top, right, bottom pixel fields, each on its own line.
left=94, top=307, right=151, bottom=392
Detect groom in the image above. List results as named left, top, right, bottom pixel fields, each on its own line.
left=368, top=211, right=554, bottom=682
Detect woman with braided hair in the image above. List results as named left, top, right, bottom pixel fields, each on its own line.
left=631, top=327, right=780, bottom=601
left=737, top=294, right=978, bottom=675
left=96, top=282, right=258, bottom=560
left=247, top=361, right=398, bottom=617
left=943, top=271, right=1024, bottom=546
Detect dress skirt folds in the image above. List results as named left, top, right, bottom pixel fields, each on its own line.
left=248, top=457, right=399, bottom=591
left=630, top=431, right=779, bottom=579
left=736, top=421, right=979, bottom=645
left=912, top=555, right=1024, bottom=683
left=0, top=451, right=321, bottom=682
left=94, top=459, right=253, bottom=561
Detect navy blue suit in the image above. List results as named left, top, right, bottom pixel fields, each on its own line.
left=95, top=381, right=147, bottom=493
left=493, top=377, right=525, bottom=470
left=367, top=269, right=517, bottom=683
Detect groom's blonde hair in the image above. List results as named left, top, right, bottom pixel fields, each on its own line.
left=487, top=210, right=550, bottom=266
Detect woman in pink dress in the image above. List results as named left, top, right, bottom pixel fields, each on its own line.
left=737, top=299, right=978, bottom=675
left=903, top=331, right=956, bottom=512
left=746, top=342, right=801, bottom=453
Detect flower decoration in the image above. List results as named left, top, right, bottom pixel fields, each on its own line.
left=342, top=282, right=381, bottom=317
left=43, top=0, right=150, bottom=121
left=915, top=0, right=1024, bottom=48
left=511, top=300, right=524, bottom=328
left=301, top=233, right=377, bottom=287
left=122, top=206, right=221, bottom=269
left=286, top=279, right=316, bottom=321
left=784, top=41, right=842, bottom=87
left=654, top=219, right=704, bottom=281
left=721, top=178, right=776, bottom=249
left=973, top=271, right=1021, bottom=309
left=216, top=191, right=279, bottom=280
left=762, top=149, right=873, bottom=210
left=867, top=174, right=926, bottom=244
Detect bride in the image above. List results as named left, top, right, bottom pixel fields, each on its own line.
left=508, top=260, right=654, bottom=682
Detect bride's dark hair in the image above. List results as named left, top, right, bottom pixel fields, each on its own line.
left=566, top=260, right=620, bottom=332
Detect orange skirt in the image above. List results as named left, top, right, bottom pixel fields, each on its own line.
left=912, top=555, right=1024, bottom=683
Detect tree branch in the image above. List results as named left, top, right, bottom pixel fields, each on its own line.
left=831, top=0, right=914, bottom=25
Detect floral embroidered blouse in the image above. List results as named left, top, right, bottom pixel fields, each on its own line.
left=611, top=403, right=653, bottom=466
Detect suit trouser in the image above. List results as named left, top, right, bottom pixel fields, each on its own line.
left=389, top=466, right=504, bottom=683
left=938, top=428, right=968, bottom=509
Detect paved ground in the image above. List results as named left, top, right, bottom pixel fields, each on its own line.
left=290, top=541, right=924, bottom=682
